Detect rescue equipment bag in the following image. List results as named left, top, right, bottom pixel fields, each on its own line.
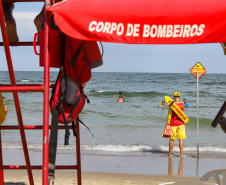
left=48, top=33, right=93, bottom=185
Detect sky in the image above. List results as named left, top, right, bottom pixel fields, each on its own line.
left=1, top=2, right=226, bottom=73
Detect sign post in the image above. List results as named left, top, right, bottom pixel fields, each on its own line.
left=190, top=62, right=207, bottom=158
left=197, top=73, right=199, bottom=158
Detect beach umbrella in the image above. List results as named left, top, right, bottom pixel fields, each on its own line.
left=47, top=0, right=226, bottom=44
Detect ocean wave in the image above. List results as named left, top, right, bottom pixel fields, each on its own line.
left=83, top=145, right=226, bottom=153
left=82, top=144, right=154, bottom=152
left=185, top=117, right=213, bottom=125
left=20, top=79, right=29, bottom=82
left=81, top=144, right=156, bottom=153
left=2, top=143, right=76, bottom=150
left=81, top=144, right=226, bottom=153
left=201, top=81, right=226, bottom=86
left=3, top=143, right=226, bottom=154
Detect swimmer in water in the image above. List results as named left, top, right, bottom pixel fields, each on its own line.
left=117, top=91, right=124, bottom=102
left=158, top=100, right=166, bottom=107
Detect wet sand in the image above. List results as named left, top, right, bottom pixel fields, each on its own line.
left=4, top=149, right=226, bottom=177
left=2, top=149, right=226, bottom=184
left=4, top=171, right=202, bottom=185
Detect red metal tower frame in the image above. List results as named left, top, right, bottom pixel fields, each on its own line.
left=0, top=0, right=82, bottom=184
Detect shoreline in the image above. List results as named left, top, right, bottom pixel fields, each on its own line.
left=2, top=149, right=226, bottom=180
left=4, top=171, right=202, bottom=185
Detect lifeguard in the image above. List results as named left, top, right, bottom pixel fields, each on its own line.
left=164, top=92, right=189, bottom=158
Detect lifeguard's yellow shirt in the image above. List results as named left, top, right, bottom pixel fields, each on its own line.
left=167, top=102, right=184, bottom=126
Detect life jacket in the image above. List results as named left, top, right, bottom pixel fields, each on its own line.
left=33, top=17, right=103, bottom=69
left=48, top=32, right=94, bottom=184
left=82, top=40, right=103, bottom=69
left=49, top=33, right=91, bottom=136
left=33, top=18, right=62, bottom=68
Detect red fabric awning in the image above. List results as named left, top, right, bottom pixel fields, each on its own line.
left=47, top=0, right=226, bottom=44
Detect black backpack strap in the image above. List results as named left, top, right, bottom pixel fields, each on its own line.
left=67, top=92, right=82, bottom=123
left=77, top=117, right=94, bottom=137
left=58, top=32, right=71, bottom=145
left=48, top=103, right=59, bottom=185
left=59, top=103, right=70, bottom=145
left=59, top=32, right=66, bottom=102
left=72, top=120, right=76, bottom=137
left=71, top=43, right=83, bottom=66
left=85, top=95, right=90, bottom=103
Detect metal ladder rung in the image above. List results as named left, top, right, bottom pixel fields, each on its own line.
left=3, top=165, right=77, bottom=170
left=0, top=125, right=73, bottom=130
left=0, top=42, right=39, bottom=46
left=2, top=0, right=44, bottom=2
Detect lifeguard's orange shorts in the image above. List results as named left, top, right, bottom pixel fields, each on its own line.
left=170, top=124, right=186, bottom=140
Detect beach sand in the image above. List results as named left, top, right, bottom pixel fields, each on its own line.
left=2, top=151, right=226, bottom=185
left=4, top=171, right=202, bottom=185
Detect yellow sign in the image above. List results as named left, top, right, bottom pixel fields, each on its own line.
left=190, top=62, right=207, bottom=78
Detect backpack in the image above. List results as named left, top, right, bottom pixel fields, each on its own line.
left=48, top=33, right=93, bottom=184
left=50, top=32, right=91, bottom=141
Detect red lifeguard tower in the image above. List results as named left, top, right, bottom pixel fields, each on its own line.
left=0, top=0, right=82, bottom=184
left=0, top=0, right=226, bottom=184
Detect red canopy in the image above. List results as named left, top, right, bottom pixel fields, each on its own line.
left=47, top=0, right=226, bottom=44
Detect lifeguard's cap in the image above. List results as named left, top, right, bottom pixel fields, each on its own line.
left=174, top=92, right=180, bottom=97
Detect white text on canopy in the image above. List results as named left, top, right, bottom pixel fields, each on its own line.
left=88, top=21, right=205, bottom=38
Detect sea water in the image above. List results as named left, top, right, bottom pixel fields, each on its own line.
left=0, top=71, right=226, bottom=160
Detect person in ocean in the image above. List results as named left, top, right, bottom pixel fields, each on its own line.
left=117, top=91, right=124, bottom=102
left=158, top=100, right=166, bottom=107
left=183, top=99, right=190, bottom=106
left=166, top=92, right=186, bottom=158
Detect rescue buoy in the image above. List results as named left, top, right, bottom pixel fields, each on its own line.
left=118, top=98, right=124, bottom=102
